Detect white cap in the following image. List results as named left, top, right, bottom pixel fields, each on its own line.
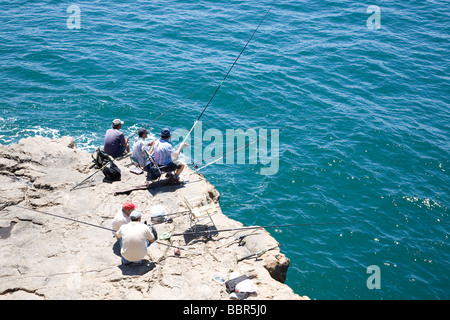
left=112, top=119, right=124, bottom=126
left=130, top=209, right=142, bottom=220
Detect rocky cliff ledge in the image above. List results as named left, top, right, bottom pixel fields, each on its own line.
left=0, top=136, right=308, bottom=300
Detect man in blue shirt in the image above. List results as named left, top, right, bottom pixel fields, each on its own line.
left=104, top=119, right=129, bottom=158
left=153, top=128, right=186, bottom=183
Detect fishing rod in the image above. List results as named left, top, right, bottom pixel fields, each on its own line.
left=70, top=165, right=106, bottom=191
left=73, top=3, right=275, bottom=190
left=188, top=117, right=305, bottom=174
left=9, top=204, right=115, bottom=232
left=181, top=2, right=276, bottom=146
left=146, top=210, right=190, bottom=225
left=215, top=230, right=260, bottom=249
left=72, top=82, right=213, bottom=190
left=70, top=156, right=120, bottom=192
left=72, top=82, right=212, bottom=192
left=160, top=220, right=364, bottom=240
left=237, top=244, right=284, bottom=262
left=6, top=204, right=199, bottom=254
left=70, top=151, right=133, bottom=191
left=155, top=240, right=201, bottom=255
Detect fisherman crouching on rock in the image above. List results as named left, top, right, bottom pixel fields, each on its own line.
left=111, top=201, right=136, bottom=238
left=116, top=209, right=156, bottom=265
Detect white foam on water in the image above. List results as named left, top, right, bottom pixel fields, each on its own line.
left=73, top=132, right=100, bottom=153
left=0, top=123, right=61, bottom=145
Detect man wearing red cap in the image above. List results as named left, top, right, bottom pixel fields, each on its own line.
left=112, top=202, right=137, bottom=238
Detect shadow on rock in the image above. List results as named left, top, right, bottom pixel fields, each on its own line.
left=118, top=259, right=156, bottom=276
left=112, top=240, right=121, bottom=257
left=183, top=224, right=218, bottom=245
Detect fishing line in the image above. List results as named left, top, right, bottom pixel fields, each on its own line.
left=162, top=220, right=364, bottom=239
left=7, top=204, right=115, bottom=232
left=70, top=157, right=118, bottom=191
left=71, top=83, right=212, bottom=191
left=3, top=204, right=198, bottom=254
left=237, top=244, right=284, bottom=262
left=187, top=106, right=267, bottom=150
left=188, top=117, right=305, bottom=173
left=3, top=204, right=362, bottom=241
left=181, top=1, right=276, bottom=145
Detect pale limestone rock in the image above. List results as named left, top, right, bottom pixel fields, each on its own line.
left=0, top=136, right=308, bottom=300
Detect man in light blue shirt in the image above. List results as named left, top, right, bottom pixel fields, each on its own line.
left=131, top=129, right=153, bottom=168
left=153, top=128, right=186, bottom=183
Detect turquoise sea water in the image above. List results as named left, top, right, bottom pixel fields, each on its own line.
left=1, top=1, right=449, bottom=299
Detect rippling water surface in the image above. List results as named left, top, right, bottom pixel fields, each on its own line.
left=1, top=1, right=449, bottom=299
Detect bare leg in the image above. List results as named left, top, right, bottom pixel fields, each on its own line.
left=174, top=164, right=185, bottom=182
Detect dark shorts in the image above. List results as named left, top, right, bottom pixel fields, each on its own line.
left=159, top=159, right=183, bottom=172
left=115, top=145, right=127, bottom=158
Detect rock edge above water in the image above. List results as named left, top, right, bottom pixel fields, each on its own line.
left=0, top=136, right=309, bottom=300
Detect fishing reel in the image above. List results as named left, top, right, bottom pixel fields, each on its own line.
left=165, top=217, right=173, bottom=223
left=202, top=230, right=214, bottom=241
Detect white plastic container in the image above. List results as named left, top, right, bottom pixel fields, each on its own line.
left=150, top=205, right=165, bottom=223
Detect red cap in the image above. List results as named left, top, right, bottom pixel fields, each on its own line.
left=122, top=202, right=137, bottom=211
